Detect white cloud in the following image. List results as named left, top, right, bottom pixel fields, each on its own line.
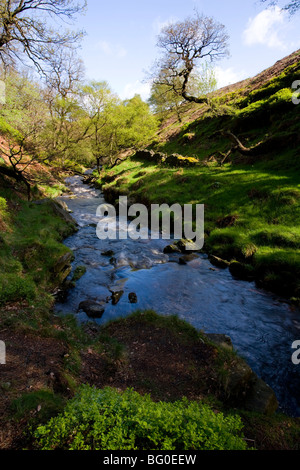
left=96, top=40, right=127, bottom=58
left=243, top=6, right=287, bottom=49
left=215, top=66, right=248, bottom=89
left=120, top=80, right=152, bottom=101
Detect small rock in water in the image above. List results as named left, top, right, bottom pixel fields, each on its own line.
left=163, top=244, right=181, bottom=254
left=78, top=300, right=105, bottom=319
left=72, top=265, right=87, bottom=281
left=179, top=254, right=198, bottom=265
left=209, top=255, right=230, bottom=269
left=102, top=250, right=115, bottom=257
left=128, top=293, right=138, bottom=304
left=111, top=290, right=124, bottom=305
left=176, top=239, right=200, bottom=253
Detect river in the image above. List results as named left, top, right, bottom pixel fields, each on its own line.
left=55, top=174, right=300, bottom=417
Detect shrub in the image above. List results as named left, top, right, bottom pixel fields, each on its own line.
left=0, top=273, right=36, bottom=304
left=34, top=386, right=247, bottom=450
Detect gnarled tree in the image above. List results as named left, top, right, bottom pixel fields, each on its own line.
left=0, top=0, right=86, bottom=74
left=151, top=11, right=229, bottom=105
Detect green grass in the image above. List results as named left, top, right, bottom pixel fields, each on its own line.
left=0, top=188, right=77, bottom=329
left=11, top=390, right=66, bottom=423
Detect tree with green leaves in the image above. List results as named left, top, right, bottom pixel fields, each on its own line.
left=149, top=63, right=217, bottom=122
left=148, top=80, right=186, bottom=122
left=0, top=70, right=49, bottom=199
left=114, top=95, right=159, bottom=153
left=80, top=81, right=120, bottom=173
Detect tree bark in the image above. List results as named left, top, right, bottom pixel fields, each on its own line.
left=0, top=165, right=31, bottom=200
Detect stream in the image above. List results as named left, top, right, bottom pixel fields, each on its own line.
left=55, top=174, right=300, bottom=417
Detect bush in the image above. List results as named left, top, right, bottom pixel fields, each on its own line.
left=0, top=273, right=36, bottom=304
left=34, top=386, right=247, bottom=450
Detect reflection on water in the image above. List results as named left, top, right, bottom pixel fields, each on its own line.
left=55, top=176, right=300, bottom=417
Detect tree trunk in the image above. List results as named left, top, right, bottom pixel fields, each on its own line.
left=0, top=165, right=31, bottom=201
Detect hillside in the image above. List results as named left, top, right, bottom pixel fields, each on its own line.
left=96, top=49, right=300, bottom=301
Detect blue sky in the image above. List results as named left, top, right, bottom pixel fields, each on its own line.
left=77, top=0, right=299, bottom=100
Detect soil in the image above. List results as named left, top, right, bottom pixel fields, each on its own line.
left=0, top=324, right=68, bottom=449
left=80, top=317, right=219, bottom=403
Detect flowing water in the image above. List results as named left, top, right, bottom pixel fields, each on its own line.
left=55, top=174, right=300, bottom=417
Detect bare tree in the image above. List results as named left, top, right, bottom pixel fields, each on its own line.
left=151, top=11, right=229, bottom=105
left=0, top=0, right=86, bottom=74
left=44, top=47, right=85, bottom=99
left=260, top=0, right=300, bottom=14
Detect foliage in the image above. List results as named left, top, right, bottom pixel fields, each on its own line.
left=0, top=67, right=158, bottom=188
left=34, top=385, right=247, bottom=450
left=0, top=195, right=75, bottom=310
left=149, top=63, right=217, bottom=121
left=0, top=273, right=36, bottom=304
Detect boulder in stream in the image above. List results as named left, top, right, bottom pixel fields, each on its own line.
left=110, top=290, right=124, bottom=305
left=129, top=293, right=138, bottom=304
left=163, top=244, right=181, bottom=254
left=52, top=252, right=74, bottom=284
left=209, top=255, right=230, bottom=269
left=78, top=300, right=105, bottom=319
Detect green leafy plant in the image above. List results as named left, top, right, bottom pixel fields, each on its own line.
left=34, top=385, right=247, bottom=450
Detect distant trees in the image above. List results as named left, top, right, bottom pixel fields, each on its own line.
left=0, top=0, right=86, bottom=75
left=0, top=70, right=49, bottom=199
left=80, top=90, right=159, bottom=172
left=0, top=1, right=158, bottom=191
left=151, top=11, right=228, bottom=106
left=80, top=81, right=119, bottom=173
left=42, top=50, right=89, bottom=166
left=114, top=95, right=158, bottom=154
